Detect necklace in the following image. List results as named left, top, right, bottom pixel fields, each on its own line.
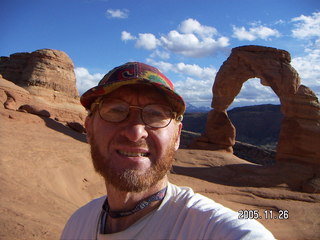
left=102, top=187, right=167, bottom=219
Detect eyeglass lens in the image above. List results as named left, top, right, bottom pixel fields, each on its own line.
left=99, top=99, right=173, bottom=128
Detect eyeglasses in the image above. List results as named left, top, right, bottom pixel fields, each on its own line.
left=95, top=98, right=182, bottom=128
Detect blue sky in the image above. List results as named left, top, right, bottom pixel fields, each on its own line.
left=1, top=0, right=319, bottom=109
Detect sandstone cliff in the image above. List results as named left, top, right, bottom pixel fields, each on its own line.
left=0, top=49, right=86, bottom=125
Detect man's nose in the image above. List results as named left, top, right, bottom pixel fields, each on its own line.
left=120, top=110, right=148, bottom=142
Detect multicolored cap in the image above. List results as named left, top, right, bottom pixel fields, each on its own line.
left=80, top=62, right=186, bottom=116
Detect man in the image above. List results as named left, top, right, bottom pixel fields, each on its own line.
left=61, top=62, right=275, bottom=239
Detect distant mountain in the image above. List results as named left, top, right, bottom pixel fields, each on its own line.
left=185, top=102, right=211, bottom=113
left=182, top=104, right=282, bottom=149
left=228, top=104, right=282, bottom=148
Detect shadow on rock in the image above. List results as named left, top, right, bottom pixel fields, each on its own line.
left=171, top=162, right=316, bottom=192
left=43, top=117, right=87, bottom=143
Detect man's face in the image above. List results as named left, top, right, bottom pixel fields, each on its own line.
left=85, top=85, right=182, bottom=192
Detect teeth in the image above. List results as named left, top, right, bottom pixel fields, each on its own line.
left=118, top=151, right=148, bottom=157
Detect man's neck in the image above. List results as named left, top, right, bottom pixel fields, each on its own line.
left=106, top=176, right=168, bottom=212
left=103, top=177, right=168, bottom=234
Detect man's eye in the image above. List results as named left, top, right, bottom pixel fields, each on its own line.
left=108, top=106, right=127, bottom=113
left=100, top=104, right=128, bottom=118
left=144, top=105, right=171, bottom=119
left=146, top=109, right=164, bottom=117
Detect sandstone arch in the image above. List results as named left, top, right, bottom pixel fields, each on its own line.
left=194, top=45, right=320, bottom=165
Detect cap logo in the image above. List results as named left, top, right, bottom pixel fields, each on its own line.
left=122, top=70, right=135, bottom=78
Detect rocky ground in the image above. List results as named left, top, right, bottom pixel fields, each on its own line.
left=1, top=107, right=319, bottom=240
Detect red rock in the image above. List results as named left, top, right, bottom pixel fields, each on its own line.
left=0, top=75, right=31, bottom=110
left=191, top=109, right=235, bottom=152
left=193, top=45, right=320, bottom=166
left=0, top=49, right=86, bottom=124
left=67, top=121, right=86, bottom=133
left=18, top=104, right=51, bottom=118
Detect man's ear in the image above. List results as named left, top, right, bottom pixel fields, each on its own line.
left=84, top=115, right=93, bottom=144
left=174, top=122, right=183, bottom=151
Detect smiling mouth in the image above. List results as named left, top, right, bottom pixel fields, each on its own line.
left=117, top=150, right=150, bottom=157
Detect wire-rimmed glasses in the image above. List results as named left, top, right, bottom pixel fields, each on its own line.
left=95, top=98, right=180, bottom=128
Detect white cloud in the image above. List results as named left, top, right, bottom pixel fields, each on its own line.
left=232, top=26, right=256, bottom=41
left=146, top=59, right=174, bottom=73
left=150, top=50, right=170, bottom=60
left=160, top=30, right=229, bottom=58
left=105, top=9, right=129, bottom=19
left=146, top=59, right=216, bottom=105
left=179, top=18, right=217, bottom=38
left=175, top=62, right=216, bottom=80
left=175, top=77, right=213, bottom=106
left=291, top=12, right=320, bottom=39
left=121, top=31, right=136, bottom=41
left=274, top=19, right=286, bottom=25
left=291, top=41, right=320, bottom=96
left=135, top=33, right=159, bottom=50
left=232, top=25, right=281, bottom=41
left=231, top=78, right=280, bottom=108
left=160, top=30, right=199, bottom=50
left=75, top=67, right=104, bottom=95
left=146, top=59, right=216, bottom=80
left=122, top=18, right=229, bottom=58
left=290, top=12, right=320, bottom=98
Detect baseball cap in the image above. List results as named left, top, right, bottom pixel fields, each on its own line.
left=80, top=62, right=186, bottom=116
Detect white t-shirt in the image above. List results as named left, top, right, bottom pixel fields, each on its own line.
left=61, top=183, right=275, bottom=240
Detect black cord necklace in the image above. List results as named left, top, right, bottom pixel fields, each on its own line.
left=102, top=187, right=167, bottom=219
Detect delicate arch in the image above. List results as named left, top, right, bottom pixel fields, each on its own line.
left=194, top=45, right=320, bottom=165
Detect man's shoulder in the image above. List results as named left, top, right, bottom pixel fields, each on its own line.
left=168, top=183, right=257, bottom=222
left=167, top=183, right=220, bottom=209
left=60, top=196, right=106, bottom=240
left=71, top=195, right=106, bottom=219
left=166, top=184, right=275, bottom=239
left=166, top=183, right=235, bottom=222
left=80, top=195, right=106, bottom=209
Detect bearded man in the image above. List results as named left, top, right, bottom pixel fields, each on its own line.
left=61, top=62, right=274, bottom=239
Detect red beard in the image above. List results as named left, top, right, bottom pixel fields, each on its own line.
left=89, top=135, right=177, bottom=192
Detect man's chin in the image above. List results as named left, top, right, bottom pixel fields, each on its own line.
left=90, top=136, right=175, bottom=192
left=109, top=169, right=164, bottom=192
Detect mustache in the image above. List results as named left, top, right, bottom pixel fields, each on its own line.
left=112, top=137, right=150, bottom=149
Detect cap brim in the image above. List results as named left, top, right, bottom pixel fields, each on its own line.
left=80, top=78, right=186, bottom=116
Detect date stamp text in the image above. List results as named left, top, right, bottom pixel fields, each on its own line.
left=238, top=209, right=289, bottom=220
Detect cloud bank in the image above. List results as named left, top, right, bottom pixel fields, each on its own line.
left=75, top=67, right=103, bottom=95
left=291, top=12, right=320, bottom=39
left=232, top=25, right=281, bottom=41
left=290, top=12, right=320, bottom=94
left=121, top=18, right=230, bottom=58
left=76, top=12, right=319, bottom=110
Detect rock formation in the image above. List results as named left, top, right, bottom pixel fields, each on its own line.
left=1, top=48, right=320, bottom=239
left=0, top=75, right=31, bottom=110
left=0, top=49, right=86, bottom=125
left=193, top=45, right=320, bottom=166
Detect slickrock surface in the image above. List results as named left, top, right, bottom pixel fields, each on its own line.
left=193, top=45, right=320, bottom=166
left=1, top=107, right=320, bottom=240
left=1, top=47, right=319, bottom=240
left=0, top=75, right=31, bottom=110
